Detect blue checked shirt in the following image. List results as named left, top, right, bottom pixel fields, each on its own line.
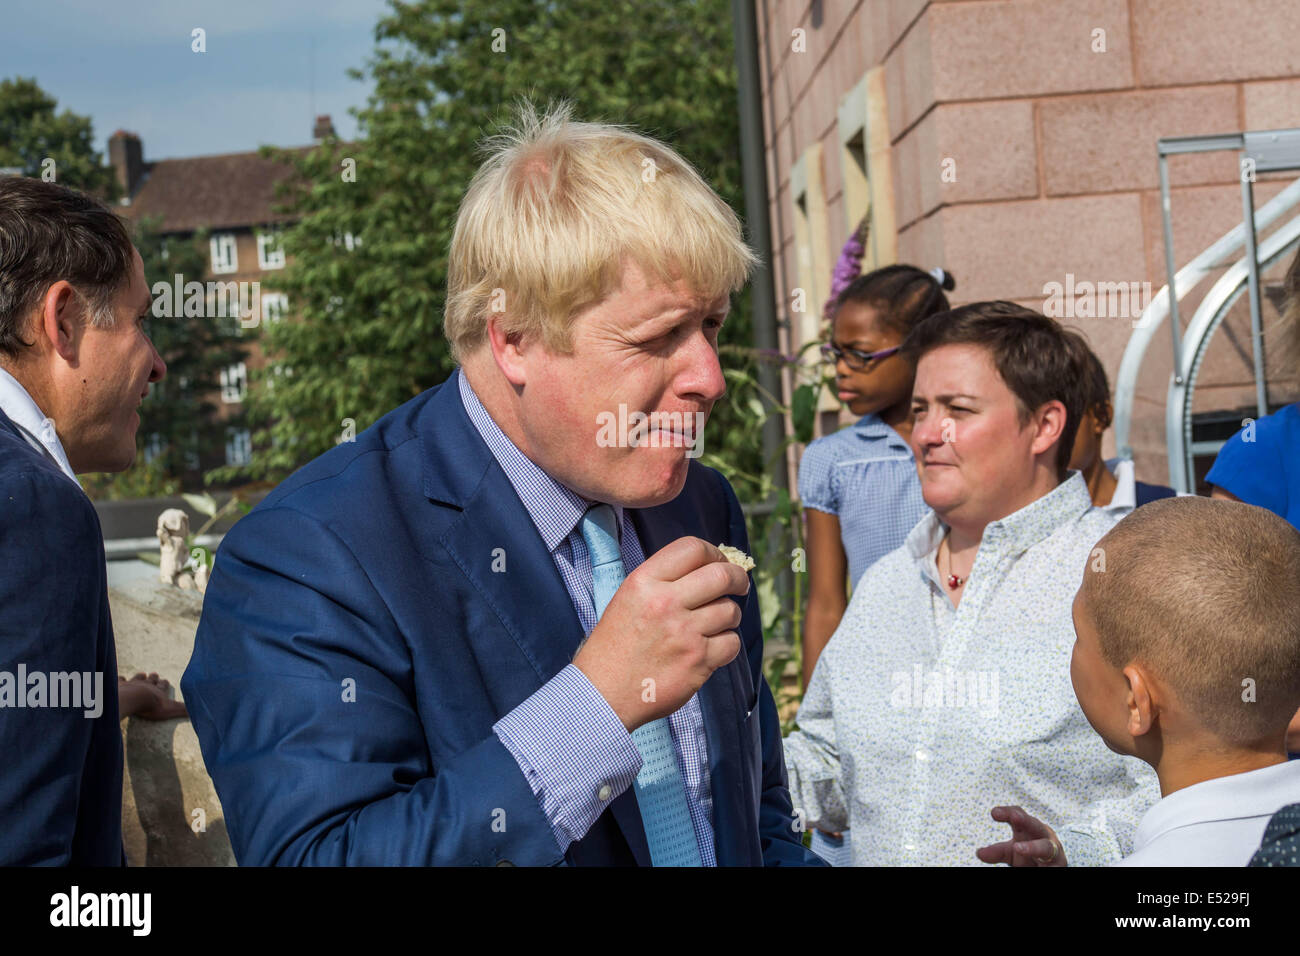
left=458, top=370, right=716, bottom=864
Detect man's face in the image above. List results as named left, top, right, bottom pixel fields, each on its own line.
left=512, top=260, right=728, bottom=508
left=63, top=248, right=166, bottom=473
left=1070, top=585, right=1136, bottom=756
left=909, top=343, right=1042, bottom=527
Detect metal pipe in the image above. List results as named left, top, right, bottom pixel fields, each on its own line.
left=1239, top=174, right=1269, bottom=418
left=732, top=0, right=793, bottom=646
left=1158, top=152, right=1184, bottom=386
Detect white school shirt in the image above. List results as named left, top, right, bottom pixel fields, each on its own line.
left=1102, top=458, right=1138, bottom=513
left=0, top=367, right=79, bottom=485
left=1116, top=760, right=1300, bottom=867
left=783, top=471, right=1162, bottom=866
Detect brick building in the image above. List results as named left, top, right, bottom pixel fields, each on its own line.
left=108, top=117, right=339, bottom=472
left=755, top=0, right=1300, bottom=490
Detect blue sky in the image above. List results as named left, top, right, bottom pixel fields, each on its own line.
left=0, top=0, right=392, bottom=161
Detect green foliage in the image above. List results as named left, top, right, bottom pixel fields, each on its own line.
left=224, top=0, right=762, bottom=484
left=0, top=76, right=118, bottom=198
left=701, top=347, right=830, bottom=732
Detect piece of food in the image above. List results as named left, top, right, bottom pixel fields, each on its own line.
left=718, top=544, right=755, bottom=571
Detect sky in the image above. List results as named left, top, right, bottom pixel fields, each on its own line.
left=0, top=0, right=392, bottom=161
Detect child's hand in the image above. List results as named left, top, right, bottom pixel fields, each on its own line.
left=119, top=672, right=188, bottom=722
left=975, top=805, right=1067, bottom=867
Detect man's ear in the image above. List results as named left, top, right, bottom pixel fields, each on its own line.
left=1030, top=399, right=1067, bottom=460
left=39, top=281, right=85, bottom=364
left=485, top=313, right=529, bottom=388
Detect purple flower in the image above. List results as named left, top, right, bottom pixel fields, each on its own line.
left=823, top=220, right=869, bottom=320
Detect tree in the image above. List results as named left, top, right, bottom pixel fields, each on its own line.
left=0, top=76, right=118, bottom=198
left=219, top=0, right=768, bottom=490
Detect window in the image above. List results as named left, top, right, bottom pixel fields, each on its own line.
left=210, top=233, right=238, bottom=274
left=261, top=292, right=289, bottom=324
left=225, top=428, right=251, bottom=467
left=331, top=231, right=361, bottom=251
left=836, top=68, right=897, bottom=270
left=257, top=230, right=285, bottom=270
left=220, top=362, right=247, bottom=404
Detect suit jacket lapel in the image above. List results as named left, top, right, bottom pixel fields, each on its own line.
left=421, top=370, right=588, bottom=691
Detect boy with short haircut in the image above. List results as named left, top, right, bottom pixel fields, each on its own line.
left=979, top=496, right=1300, bottom=866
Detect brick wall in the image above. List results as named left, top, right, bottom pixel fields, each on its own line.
left=757, top=0, right=1300, bottom=486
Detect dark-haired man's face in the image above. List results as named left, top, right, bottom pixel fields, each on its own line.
left=910, top=343, right=1063, bottom=529
left=61, top=248, right=166, bottom=473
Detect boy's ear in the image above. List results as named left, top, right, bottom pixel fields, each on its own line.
left=1122, top=663, right=1158, bottom=738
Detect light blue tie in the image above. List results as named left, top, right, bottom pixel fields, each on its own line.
left=580, top=504, right=703, bottom=867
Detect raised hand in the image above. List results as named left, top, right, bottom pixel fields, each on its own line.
left=573, top=536, right=748, bottom=731
left=975, top=805, right=1067, bottom=867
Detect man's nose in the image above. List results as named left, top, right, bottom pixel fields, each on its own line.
left=149, top=340, right=167, bottom=383
left=680, top=334, right=726, bottom=403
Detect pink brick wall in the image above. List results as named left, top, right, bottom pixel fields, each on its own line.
left=756, top=0, right=1300, bottom=487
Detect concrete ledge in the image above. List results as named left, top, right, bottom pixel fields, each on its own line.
left=110, top=575, right=235, bottom=866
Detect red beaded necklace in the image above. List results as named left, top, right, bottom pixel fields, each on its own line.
left=941, top=538, right=969, bottom=590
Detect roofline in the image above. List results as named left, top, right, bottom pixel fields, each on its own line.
left=139, top=142, right=351, bottom=165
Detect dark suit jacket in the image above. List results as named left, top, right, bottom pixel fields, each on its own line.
left=1134, top=480, right=1176, bottom=508
left=0, top=408, right=124, bottom=865
left=183, top=370, right=822, bottom=866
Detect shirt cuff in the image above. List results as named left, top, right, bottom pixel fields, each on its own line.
left=493, top=664, right=643, bottom=854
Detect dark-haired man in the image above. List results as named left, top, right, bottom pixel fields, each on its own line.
left=0, top=176, right=167, bottom=864
left=783, top=301, right=1161, bottom=866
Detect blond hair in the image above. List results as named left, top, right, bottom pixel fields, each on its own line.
left=443, top=100, right=757, bottom=363
left=1083, top=496, right=1300, bottom=744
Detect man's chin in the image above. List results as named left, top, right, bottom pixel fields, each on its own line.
left=609, top=456, right=692, bottom=509
left=105, top=442, right=138, bottom=474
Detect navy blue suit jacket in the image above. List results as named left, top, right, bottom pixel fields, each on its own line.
left=0, top=409, right=124, bottom=865
left=1134, top=480, right=1176, bottom=508
left=183, top=371, right=822, bottom=866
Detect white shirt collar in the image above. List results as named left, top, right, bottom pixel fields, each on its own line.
left=1102, top=457, right=1136, bottom=512
left=904, top=470, right=1095, bottom=572
left=0, top=367, right=80, bottom=485
left=1128, top=760, right=1300, bottom=860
